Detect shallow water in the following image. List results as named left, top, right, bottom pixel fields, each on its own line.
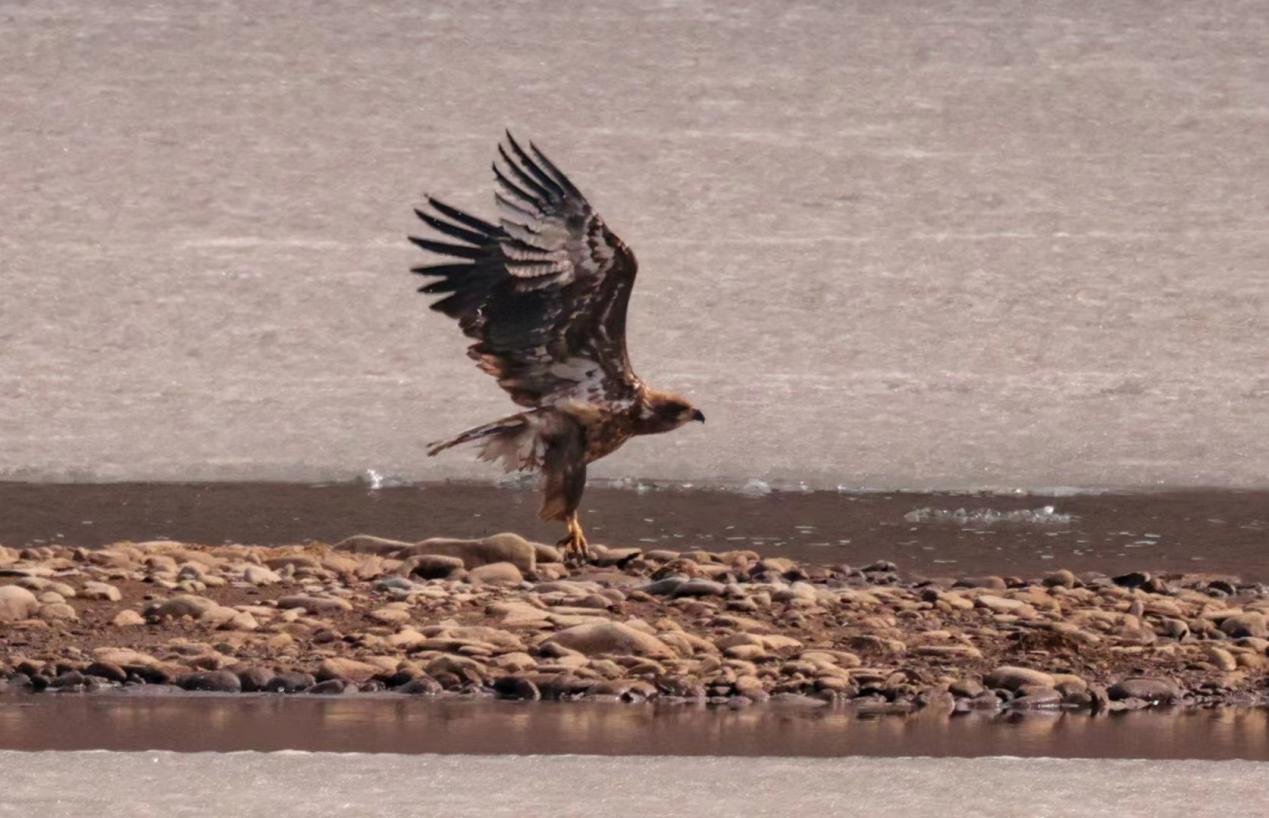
left=3, top=482, right=1266, bottom=581
left=1, top=695, right=1266, bottom=760
left=3, top=751, right=1266, bottom=818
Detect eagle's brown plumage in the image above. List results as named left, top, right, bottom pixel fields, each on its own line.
left=410, top=133, right=704, bottom=560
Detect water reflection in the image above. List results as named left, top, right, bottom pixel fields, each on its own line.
left=0, top=695, right=1264, bottom=759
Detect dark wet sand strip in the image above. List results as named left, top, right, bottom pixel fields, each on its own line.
left=2, top=482, right=1266, bottom=581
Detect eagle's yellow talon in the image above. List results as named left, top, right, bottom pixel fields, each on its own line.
left=557, top=514, right=591, bottom=565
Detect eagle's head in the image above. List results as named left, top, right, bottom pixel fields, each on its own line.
left=641, top=390, right=706, bottom=434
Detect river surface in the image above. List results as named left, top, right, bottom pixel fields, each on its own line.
left=1, top=695, right=1266, bottom=760
left=3, top=482, right=1266, bottom=581
left=2, top=0, right=1266, bottom=490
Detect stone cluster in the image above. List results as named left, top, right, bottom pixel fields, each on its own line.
left=2, top=534, right=1267, bottom=711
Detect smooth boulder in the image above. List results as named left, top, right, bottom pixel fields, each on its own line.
left=984, top=666, right=1055, bottom=692
left=1108, top=677, right=1182, bottom=703
left=397, top=533, right=539, bottom=573
left=543, top=622, right=674, bottom=658
left=0, top=585, right=39, bottom=621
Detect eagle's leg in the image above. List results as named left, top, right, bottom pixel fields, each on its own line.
left=557, top=512, right=591, bottom=564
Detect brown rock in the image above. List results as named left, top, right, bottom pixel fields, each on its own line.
left=321, top=553, right=364, bottom=577
left=424, top=625, right=526, bottom=651
left=949, top=679, right=985, bottom=698
left=386, top=627, right=428, bottom=650
left=264, top=555, right=322, bottom=572
left=468, top=561, right=525, bottom=586
left=150, top=594, right=220, bottom=620
left=532, top=542, right=564, bottom=564
left=915, top=644, right=983, bottom=660
left=424, top=654, right=487, bottom=685
left=544, top=622, right=675, bottom=658
left=534, top=563, right=570, bottom=581
left=38, top=602, right=78, bottom=621
left=589, top=546, right=642, bottom=567
left=85, top=548, right=139, bottom=570
left=1204, top=646, right=1238, bottom=671
left=263, top=671, right=317, bottom=693
left=1220, top=612, right=1267, bottom=639
left=332, top=535, right=414, bottom=555
left=177, top=670, right=243, bottom=693
left=222, top=610, right=259, bottom=631
left=984, top=666, right=1055, bottom=692
left=723, top=644, right=767, bottom=660
left=81, top=581, right=123, bottom=602
left=276, top=595, right=353, bottom=613
left=1010, top=686, right=1063, bottom=708
left=657, top=631, right=718, bottom=657
left=0, top=585, right=39, bottom=621
left=317, top=657, right=383, bottom=684
left=398, top=532, right=540, bottom=573
left=844, top=634, right=906, bottom=656
left=308, top=679, right=349, bottom=694
left=672, top=579, right=727, bottom=598
left=243, top=565, right=282, bottom=585
left=491, top=652, right=538, bottom=672
left=975, top=595, right=1037, bottom=617
left=754, top=557, right=801, bottom=578
left=398, top=676, right=444, bottom=695
left=403, top=554, right=465, bottom=579
left=93, top=647, right=159, bottom=668
left=370, top=605, right=412, bottom=625
left=199, top=605, right=240, bottom=627
left=84, top=661, right=128, bottom=683
left=954, top=576, right=1007, bottom=590
left=1108, top=677, right=1182, bottom=703
left=1042, top=569, right=1078, bottom=588
left=490, top=600, right=551, bottom=628
left=111, top=609, right=146, bottom=627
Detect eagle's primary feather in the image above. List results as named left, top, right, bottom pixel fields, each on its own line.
left=410, top=133, right=703, bottom=559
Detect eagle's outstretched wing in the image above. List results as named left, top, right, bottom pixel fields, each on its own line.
left=410, top=133, right=641, bottom=411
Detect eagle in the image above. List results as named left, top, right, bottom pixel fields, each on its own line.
left=409, top=133, right=705, bottom=561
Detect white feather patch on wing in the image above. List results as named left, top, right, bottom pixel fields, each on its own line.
left=548, top=357, right=600, bottom=382
left=476, top=415, right=545, bottom=472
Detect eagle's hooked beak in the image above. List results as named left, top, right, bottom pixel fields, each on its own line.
left=691, top=409, right=706, bottom=423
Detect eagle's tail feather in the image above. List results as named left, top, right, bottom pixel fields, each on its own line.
left=426, top=413, right=541, bottom=473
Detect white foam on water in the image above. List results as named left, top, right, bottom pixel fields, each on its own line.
left=904, top=505, right=1076, bottom=526
left=739, top=478, right=773, bottom=497
left=359, top=469, right=409, bottom=490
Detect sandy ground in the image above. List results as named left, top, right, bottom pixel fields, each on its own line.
left=1, top=1, right=1266, bottom=490
left=0, top=752, right=1266, bottom=818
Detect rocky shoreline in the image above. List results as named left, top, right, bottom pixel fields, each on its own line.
left=2, top=534, right=1267, bottom=712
